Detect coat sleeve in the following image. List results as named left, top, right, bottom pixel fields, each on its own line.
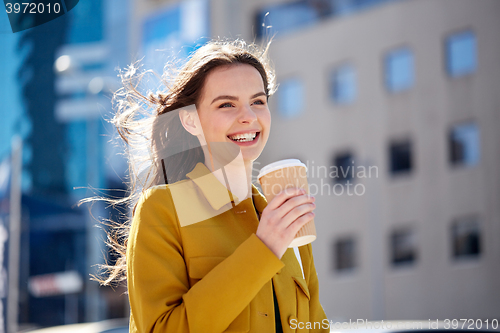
left=126, top=186, right=285, bottom=333
left=304, top=243, right=330, bottom=332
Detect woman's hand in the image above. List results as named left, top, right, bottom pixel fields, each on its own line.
left=256, top=188, right=316, bottom=259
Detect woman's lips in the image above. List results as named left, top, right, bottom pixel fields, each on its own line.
left=227, top=132, right=260, bottom=146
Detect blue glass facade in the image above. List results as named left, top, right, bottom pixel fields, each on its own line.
left=65, top=121, right=88, bottom=195
left=142, top=0, right=210, bottom=76
left=66, top=0, right=103, bottom=43
left=2, top=10, right=76, bottom=327
left=1, top=0, right=120, bottom=326
left=0, top=18, right=32, bottom=192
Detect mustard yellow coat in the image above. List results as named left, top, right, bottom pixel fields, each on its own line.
left=127, top=163, right=329, bottom=332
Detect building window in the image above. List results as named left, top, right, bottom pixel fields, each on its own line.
left=255, top=1, right=332, bottom=38
left=390, top=228, right=417, bottom=266
left=331, top=64, right=356, bottom=105
left=334, top=237, right=356, bottom=271
left=451, top=216, right=481, bottom=259
left=449, top=122, right=480, bottom=167
left=385, top=47, right=414, bottom=92
left=333, top=0, right=402, bottom=16
left=278, top=78, right=304, bottom=119
left=389, top=140, right=413, bottom=175
left=446, top=30, right=477, bottom=77
left=332, top=151, right=355, bottom=184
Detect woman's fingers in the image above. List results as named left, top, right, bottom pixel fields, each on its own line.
left=256, top=187, right=316, bottom=259
left=265, top=187, right=306, bottom=211
left=287, top=211, right=315, bottom=236
left=281, top=202, right=315, bottom=228
left=276, top=193, right=315, bottom=221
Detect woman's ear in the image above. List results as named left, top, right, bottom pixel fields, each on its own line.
left=179, top=106, right=203, bottom=136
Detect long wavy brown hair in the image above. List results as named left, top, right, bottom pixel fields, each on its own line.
left=80, top=38, right=277, bottom=286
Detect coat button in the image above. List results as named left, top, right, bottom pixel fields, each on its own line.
left=288, top=315, right=297, bottom=325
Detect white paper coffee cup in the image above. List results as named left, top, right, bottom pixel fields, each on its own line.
left=258, top=159, right=316, bottom=248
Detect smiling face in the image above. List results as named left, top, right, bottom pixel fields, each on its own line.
left=195, top=64, right=271, bottom=164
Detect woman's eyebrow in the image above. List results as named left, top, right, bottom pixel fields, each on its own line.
left=210, top=92, right=266, bottom=105
left=251, top=92, right=267, bottom=99
left=211, top=95, right=237, bottom=105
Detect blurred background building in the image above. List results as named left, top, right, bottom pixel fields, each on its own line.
left=246, top=0, right=500, bottom=321
left=1, top=0, right=499, bottom=329
left=1, top=0, right=130, bottom=329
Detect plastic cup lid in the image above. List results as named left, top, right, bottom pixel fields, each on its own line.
left=257, top=159, right=307, bottom=180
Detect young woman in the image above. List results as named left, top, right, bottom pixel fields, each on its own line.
left=108, top=39, right=329, bottom=332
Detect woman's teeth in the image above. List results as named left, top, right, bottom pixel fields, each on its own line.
left=228, top=132, right=258, bottom=142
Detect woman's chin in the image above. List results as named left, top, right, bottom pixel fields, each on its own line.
left=240, top=149, right=262, bottom=164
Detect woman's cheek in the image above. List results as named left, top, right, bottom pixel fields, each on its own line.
left=262, top=109, right=271, bottom=132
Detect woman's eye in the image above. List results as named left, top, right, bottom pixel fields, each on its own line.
left=253, top=100, right=265, bottom=105
left=219, top=102, right=233, bottom=108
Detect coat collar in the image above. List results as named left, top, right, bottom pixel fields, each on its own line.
left=186, top=162, right=268, bottom=214
left=251, top=183, right=268, bottom=217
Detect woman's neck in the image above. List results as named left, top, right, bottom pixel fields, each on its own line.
left=204, top=152, right=253, bottom=203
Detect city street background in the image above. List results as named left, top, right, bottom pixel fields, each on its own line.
left=0, top=0, right=499, bottom=330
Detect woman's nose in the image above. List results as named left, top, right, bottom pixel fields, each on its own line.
left=238, top=104, right=258, bottom=124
